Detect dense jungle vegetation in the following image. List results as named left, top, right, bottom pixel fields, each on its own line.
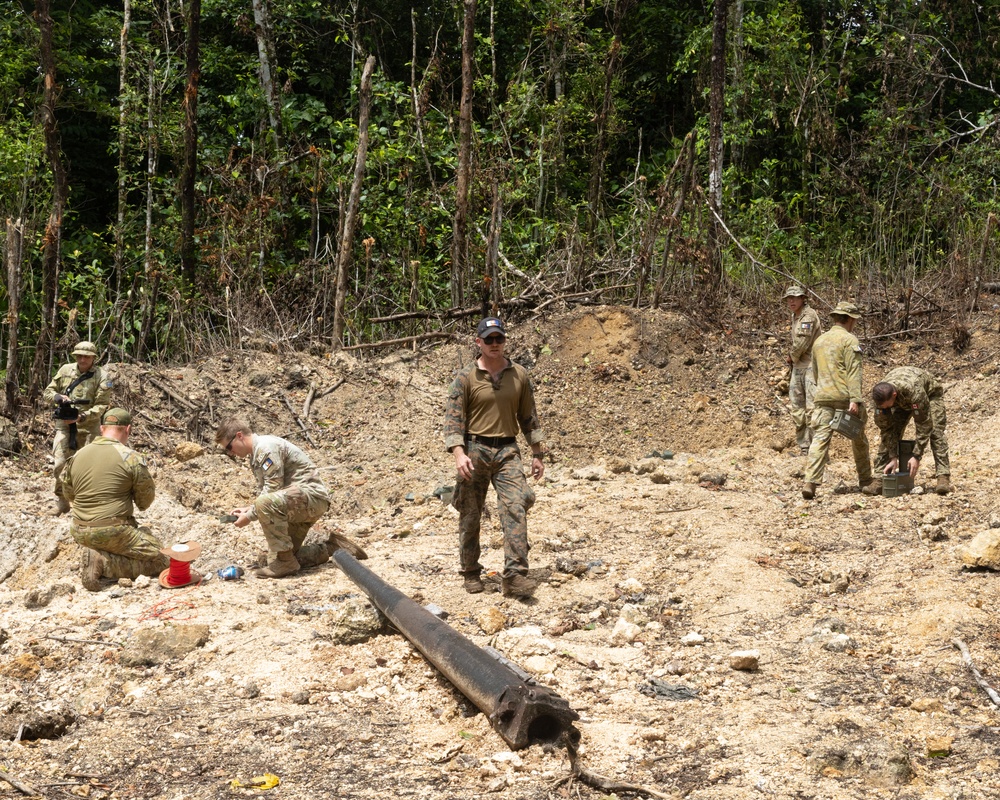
left=1, top=0, right=999, bottom=403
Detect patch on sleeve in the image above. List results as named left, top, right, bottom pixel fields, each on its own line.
left=262, top=457, right=274, bottom=472
left=799, top=321, right=812, bottom=332
left=102, top=379, right=114, bottom=389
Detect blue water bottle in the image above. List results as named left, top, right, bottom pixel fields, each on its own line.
left=217, top=566, right=245, bottom=581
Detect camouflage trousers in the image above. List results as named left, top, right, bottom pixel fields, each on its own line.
left=804, top=403, right=873, bottom=486
left=454, top=441, right=536, bottom=580
left=71, top=519, right=169, bottom=580
left=255, top=485, right=330, bottom=560
left=873, top=397, right=950, bottom=477
left=53, top=427, right=96, bottom=498
left=789, top=365, right=816, bottom=451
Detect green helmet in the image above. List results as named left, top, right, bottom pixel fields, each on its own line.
left=72, top=341, right=98, bottom=357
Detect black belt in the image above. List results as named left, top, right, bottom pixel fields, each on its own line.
left=466, top=434, right=516, bottom=448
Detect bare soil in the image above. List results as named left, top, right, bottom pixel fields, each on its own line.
left=2, top=304, right=1000, bottom=800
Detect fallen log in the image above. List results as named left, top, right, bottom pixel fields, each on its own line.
left=331, top=551, right=579, bottom=750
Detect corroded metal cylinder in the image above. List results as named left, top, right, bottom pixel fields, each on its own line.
left=332, top=551, right=579, bottom=750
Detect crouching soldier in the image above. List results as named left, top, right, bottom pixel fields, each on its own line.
left=867, top=367, right=951, bottom=495
left=215, top=417, right=365, bottom=578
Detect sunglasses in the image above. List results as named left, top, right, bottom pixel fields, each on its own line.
left=224, top=433, right=239, bottom=452
left=483, top=335, right=506, bottom=345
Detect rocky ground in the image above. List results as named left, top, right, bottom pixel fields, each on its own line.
left=2, top=304, right=1000, bottom=800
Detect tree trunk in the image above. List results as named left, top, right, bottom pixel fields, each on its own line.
left=586, top=0, right=628, bottom=233
left=4, top=218, right=24, bottom=418
left=251, top=0, right=283, bottom=154
left=707, top=0, right=729, bottom=288
left=30, top=0, right=68, bottom=401
left=450, top=0, right=477, bottom=310
left=137, top=56, right=160, bottom=361
left=180, top=0, right=201, bottom=291
left=115, top=0, right=132, bottom=285
left=332, top=55, right=376, bottom=349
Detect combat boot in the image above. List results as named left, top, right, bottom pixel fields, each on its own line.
left=501, top=574, right=537, bottom=599
left=935, top=475, right=952, bottom=495
left=463, top=573, right=484, bottom=594
left=860, top=478, right=881, bottom=496
left=50, top=496, right=70, bottom=516
left=255, top=551, right=300, bottom=579
left=326, top=531, right=368, bottom=560
left=801, top=482, right=817, bottom=500
left=80, top=550, right=106, bottom=592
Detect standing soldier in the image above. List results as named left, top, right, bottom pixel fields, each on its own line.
left=783, top=285, right=822, bottom=455
left=866, top=367, right=951, bottom=495
left=215, top=418, right=366, bottom=579
left=444, top=317, right=546, bottom=599
left=61, top=408, right=169, bottom=591
left=43, top=341, right=112, bottom=516
left=802, top=302, right=874, bottom=500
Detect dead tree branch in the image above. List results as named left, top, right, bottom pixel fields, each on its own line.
left=953, top=638, right=1000, bottom=708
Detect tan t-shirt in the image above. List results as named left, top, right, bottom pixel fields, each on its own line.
left=62, top=436, right=154, bottom=522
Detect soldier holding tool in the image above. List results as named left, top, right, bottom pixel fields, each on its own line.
left=867, top=367, right=951, bottom=495
left=215, top=418, right=366, bottom=579
left=801, top=302, right=874, bottom=500
left=444, top=317, right=546, bottom=599
left=43, top=341, right=112, bottom=516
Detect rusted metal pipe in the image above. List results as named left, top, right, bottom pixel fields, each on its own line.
left=332, top=550, right=580, bottom=750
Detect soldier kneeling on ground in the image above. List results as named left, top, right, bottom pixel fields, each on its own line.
left=62, top=408, right=169, bottom=591
left=215, top=417, right=366, bottom=579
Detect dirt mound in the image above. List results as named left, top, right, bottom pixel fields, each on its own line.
left=2, top=305, right=1000, bottom=799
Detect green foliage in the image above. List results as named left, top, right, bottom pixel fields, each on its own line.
left=2, top=0, right=1000, bottom=367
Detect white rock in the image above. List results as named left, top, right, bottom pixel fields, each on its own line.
left=681, top=631, right=706, bottom=646
left=491, top=751, right=523, bottom=768
left=611, top=618, right=641, bottom=645
left=729, top=650, right=760, bottom=671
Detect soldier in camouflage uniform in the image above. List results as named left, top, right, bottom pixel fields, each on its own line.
left=784, top=286, right=822, bottom=454
left=216, top=418, right=365, bottom=579
left=444, top=317, right=546, bottom=599
left=802, top=302, right=874, bottom=500
left=868, top=367, right=951, bottom=495
left=61, top=408, right=169, bottom=591
left=43, top=341, right=112, bottom=516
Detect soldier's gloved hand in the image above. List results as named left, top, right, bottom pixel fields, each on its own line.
left=77, top=411, right=87, bottom=423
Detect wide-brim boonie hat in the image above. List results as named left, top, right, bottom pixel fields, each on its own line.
left=783, top=285, right=806, bottom=298
left=831, top=301, right=862, bottom=318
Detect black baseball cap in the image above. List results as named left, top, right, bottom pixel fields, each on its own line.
left=476, top=317, right=507, bottom=338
